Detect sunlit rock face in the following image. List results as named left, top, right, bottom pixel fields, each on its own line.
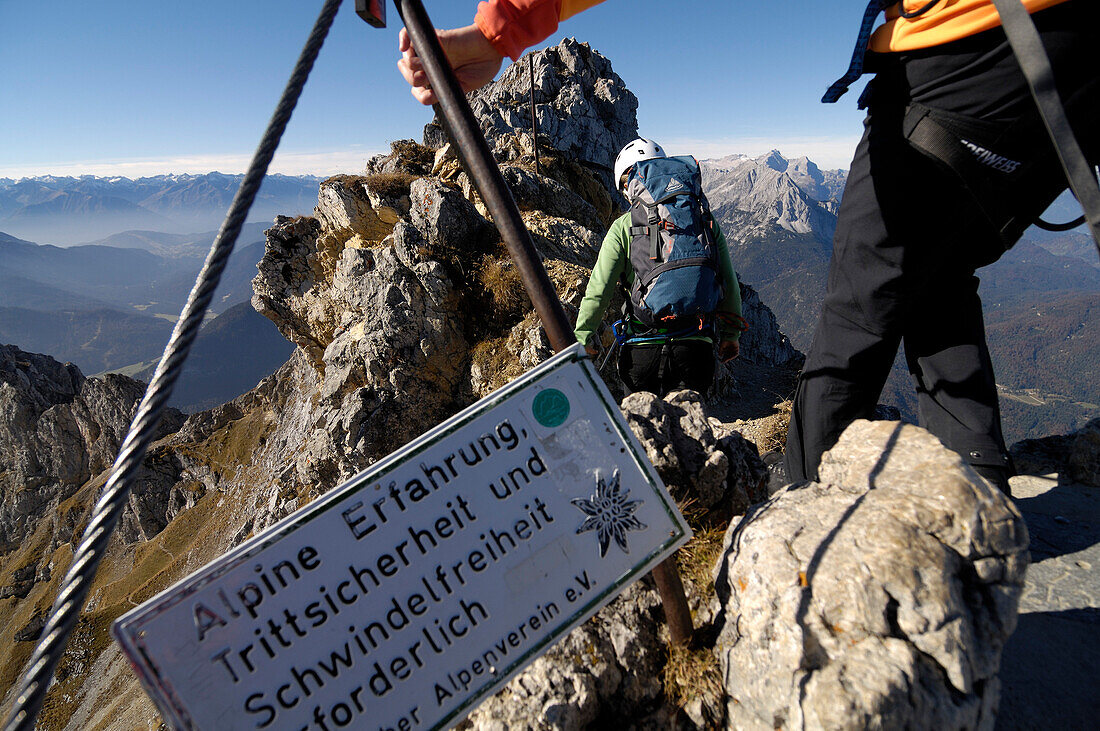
left=714, top=420, right=1029, bottom=731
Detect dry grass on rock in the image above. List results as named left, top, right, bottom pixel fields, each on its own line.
left=389, top=139, right=435, bottom=173
left=475, top=255, right=527, bottom=325
left=726, top=399, right=792, bottom=455
left=363, top=171, right=418, bottom=200
left=663, top=643, right=724, bottom=718
left=663, top=524, right=727, bottom=723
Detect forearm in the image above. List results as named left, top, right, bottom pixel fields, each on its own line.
left=574, top=219, right=628, bottom=346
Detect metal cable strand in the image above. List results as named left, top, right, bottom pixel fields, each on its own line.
left=3, top=1, right=343, bottom=727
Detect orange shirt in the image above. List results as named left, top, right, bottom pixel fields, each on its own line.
left=475, top=0, right=607, bottom=60
left=869, top=0, right=1070, bottom=52
left=474, top=0, right=1074, bottom=61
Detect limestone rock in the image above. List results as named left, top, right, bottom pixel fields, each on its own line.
left=422, top=120, right=448, bottom=151
left=468, top=261, right=588, bottom=400
left=116, top=442, right=209, bottom=545
left=0, top=345, right=183, bottom=551
left=1010, top=418, right=1100, bottom=488
left=454, top=169, right=602, bottom=269
left=1067, top=417, right=1100, bottom=487
left=365, top=139, right=435, bottom=176
left=500, top=164, right=603, bottom=233
left=252, top=214, right=329, bottom=364
left=409, top=176, right=498, bottom=257
left=314, top=175, right=399, bottom=244
left=714, top=420, right=1029, bottom=730
left=620, top=390, right=767, bottom=514
left=734, top=283, right=801, bottom=369
left=523, top=213, right=602, bottom=269
left=711, top=421, right=772, bottom=514
left=465, top=39, right=639, bottom=198
left=313, top=221, right=468, bottom=469
left=364, top=176, right=414, bottom=224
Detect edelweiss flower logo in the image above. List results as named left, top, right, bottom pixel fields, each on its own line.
left=571, top=469, right=647, bottom=557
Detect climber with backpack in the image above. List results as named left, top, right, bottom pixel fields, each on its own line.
left=398, top=0, right=1098, bottom=494
left=573, top=139, right=746, bottom=397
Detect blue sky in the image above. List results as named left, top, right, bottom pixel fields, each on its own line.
left=0, top=2, right=871, bottom=178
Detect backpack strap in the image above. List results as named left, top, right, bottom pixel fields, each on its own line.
left=990, top=0, right=1100, bottom=252
left=629, top=202, right=664, bottom=262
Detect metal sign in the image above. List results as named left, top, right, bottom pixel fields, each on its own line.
left=113, top=344, right=691, bottom=730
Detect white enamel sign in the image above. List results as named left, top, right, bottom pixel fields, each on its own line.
left=113, top=344, right=691, bottom=730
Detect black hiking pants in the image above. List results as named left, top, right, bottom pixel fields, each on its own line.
left=785, top=2, right=1099, bottom=488
left=618, top=340, right=715, bottom=398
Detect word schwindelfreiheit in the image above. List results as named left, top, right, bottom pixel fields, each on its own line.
left=192, top=419, right=542, bottom=644
left=236, top=502, right=556, bottom=728
left=187, top=418, right=556, bottom=727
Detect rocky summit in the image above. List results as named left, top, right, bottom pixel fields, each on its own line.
left=0, top=39, right=1095, bottom=731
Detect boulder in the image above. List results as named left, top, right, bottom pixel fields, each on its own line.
left=409, top=176, right=498, bottom=258
left=621, top=390, right=767, bottom=515
left=1067, top=417, right=1100, bottom=487
left=314, top=175, right=399, bottom=244
left=714, top=420, right=1029, bottom=730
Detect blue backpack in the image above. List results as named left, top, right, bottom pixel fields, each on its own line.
left=623, top=156, right=723, bottom=331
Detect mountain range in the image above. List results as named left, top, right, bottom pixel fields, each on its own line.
left=0, top=173, right=321, bottom=245
left=0, top=42, right=1092, bottom=728
left=1, top=150, right=1095, bottom=437
left=0, top=223, right=293, bottom=411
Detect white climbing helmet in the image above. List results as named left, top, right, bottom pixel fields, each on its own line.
left=614, top=138, right=666, bottom=190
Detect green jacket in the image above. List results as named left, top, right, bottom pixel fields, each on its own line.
left=574, top=211, right=743, bottom=347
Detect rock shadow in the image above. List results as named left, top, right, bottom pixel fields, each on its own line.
left=1013, top=483, right=1100, bottom=561
left=997, top=608, right=1100, bottom=730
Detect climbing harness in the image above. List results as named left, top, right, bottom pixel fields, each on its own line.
left=989, top=0, right=1100, bottom=252
left=597, top=310, right=746, bottom=374
left=824, top=0, right=1100, bottom=254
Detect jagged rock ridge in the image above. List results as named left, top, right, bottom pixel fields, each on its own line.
left=435, top=38, right=639, bottom=202
left=0, top=36, right=1052, bottom=731
left=0, top=344, right=184, bottom=553
left=0, top=40, right=685, bottom=727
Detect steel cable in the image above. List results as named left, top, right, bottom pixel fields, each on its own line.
left=3, top=1, right=343, bottom=727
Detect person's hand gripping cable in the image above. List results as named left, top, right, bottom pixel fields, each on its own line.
left=398, top=25, right=504, bottom=105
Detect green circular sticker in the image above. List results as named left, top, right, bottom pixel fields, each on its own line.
left=532, top=388, right=570, bottom=428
